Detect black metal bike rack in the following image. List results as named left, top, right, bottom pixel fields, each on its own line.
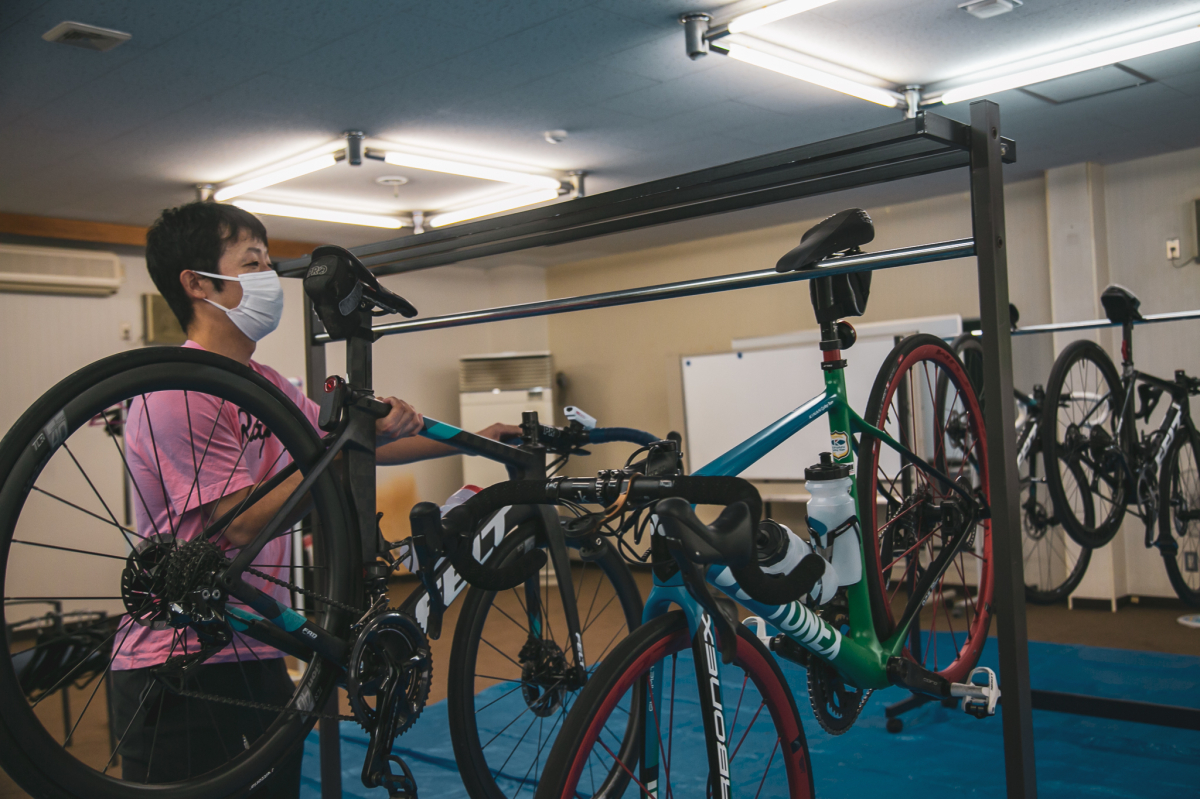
left=286, top=103, right=1041, bottom=798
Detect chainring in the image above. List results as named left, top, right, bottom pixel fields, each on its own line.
left=806, top=659, right=870, bottom=735
left=347, top=611, right=432, bottom=735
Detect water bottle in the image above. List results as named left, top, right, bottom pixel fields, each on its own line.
left=805, top=452, right=862, bottom=587
left=756, top=519, right=838, bottom=605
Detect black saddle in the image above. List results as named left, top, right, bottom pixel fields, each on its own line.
left=304, top=245, right=418, bottom=341
left=1100, top=284, right=1143, bottom=325
left=776, top=209, right=875, bottom=325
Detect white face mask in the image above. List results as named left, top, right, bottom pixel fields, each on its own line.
left=194, top=269, right=284, bottom=342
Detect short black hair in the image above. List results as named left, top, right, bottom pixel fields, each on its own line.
left=145, top=202, right=269, bottom=331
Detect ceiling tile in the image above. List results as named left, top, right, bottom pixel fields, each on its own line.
left=416, top=0, right=594, bottom=38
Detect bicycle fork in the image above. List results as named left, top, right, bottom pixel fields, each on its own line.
left=640, top=613, right=730, bottom=799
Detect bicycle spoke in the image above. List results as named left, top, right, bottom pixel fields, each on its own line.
left=30, top=486, right=143, bottom=541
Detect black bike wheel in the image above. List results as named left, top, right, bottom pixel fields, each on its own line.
left=532, top=610, right=813, bottom=799
left=1159, top=428, right=1200, bottom=606
left=0, top=347, right=354, bottom=799
left=859, top=334, right=993, bottom=684
left=447, top=522, right=643, bottom=799
left=1023, top=442, right=1093, bottom=604
left=1042, top=340, right=1128, bottom=548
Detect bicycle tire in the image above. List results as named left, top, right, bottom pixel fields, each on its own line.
left=859, top=334, right=993, bottom=684
left=1023, top=441, right=1093, bottom=604
left=1159, top=427, right=1200, bottom=606
left=1041, top=340, right=1129, bottom=548
left=0, top=347, right=354, bottom=799
left=944, top=333, right=1093, bottom=603
left=447, top=523, right=643, bottom=799
left=532, top=610, right=814, bottom=799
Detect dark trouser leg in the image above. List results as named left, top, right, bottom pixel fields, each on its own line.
left=110, top=659, right=302, bottom=797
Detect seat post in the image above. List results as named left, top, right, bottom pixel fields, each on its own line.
left=1121, top=321, right=1135, bottom=375
left=814, top=276, right=840, bottom=347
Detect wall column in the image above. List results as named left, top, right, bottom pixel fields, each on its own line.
left=1045, top=162, right=1126, bottom=610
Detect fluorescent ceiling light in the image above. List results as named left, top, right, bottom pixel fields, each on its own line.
left=728, top=0, right=839, bottom=33
left=232, top=200, right=406, bottom=229
left=428, top=189, right=560, bottom=228
left=940, top=25, right=1200, bottom=104
left=382, top=152, right=561, bottom=190
left=214, top=153, right=342, bottom=202
left=724, top=42, right=902, bottom=107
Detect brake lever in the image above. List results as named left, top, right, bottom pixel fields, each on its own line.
left=668, top=544, right=739, bottom=664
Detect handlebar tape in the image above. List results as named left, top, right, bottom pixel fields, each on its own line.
left=439, top=474, right=765, bottom=592
left=654, top=496, right=824, bottom=606
left=441, top=482, right=553, bottom=591
left=587, top=428, right=659, bottom=446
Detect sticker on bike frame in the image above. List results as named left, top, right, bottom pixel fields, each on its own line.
left=830, top=430, right=849, bottom=459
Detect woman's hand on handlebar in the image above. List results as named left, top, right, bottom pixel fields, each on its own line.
left=375, top=397, right=424, bottom=443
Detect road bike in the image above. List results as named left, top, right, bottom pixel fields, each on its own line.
left=420, top=208, right=1002, bottom=798
left=948, top=330, right=1093, bottom=603
left=1040, top=284, right=1200, bottom=605
left=0, top=246, right=656, bottom=799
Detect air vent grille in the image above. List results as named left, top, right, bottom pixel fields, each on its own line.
left=460, top=353, right=552, bottom=393
left=0, top=245, right=124, bottom=296
left=42, top=21, right=131, bottom=52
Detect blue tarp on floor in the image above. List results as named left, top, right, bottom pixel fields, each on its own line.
left=300, top=639, right=1200, bottom=797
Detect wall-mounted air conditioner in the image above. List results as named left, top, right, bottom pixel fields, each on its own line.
left=459, top=352, right=553, bottom=488
left=0, top=244, right=124, bottom=296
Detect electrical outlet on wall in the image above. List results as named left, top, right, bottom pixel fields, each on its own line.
left=1167, top=238, right=1181, bottom=261
left=119, top=321, right=132, bottom=341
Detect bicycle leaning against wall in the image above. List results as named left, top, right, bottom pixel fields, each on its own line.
left=0, top=246, right=655, bottom=799
left=1040, top=284, right=1200, bottom=605
left=421, top=208, right=1004, bottom=798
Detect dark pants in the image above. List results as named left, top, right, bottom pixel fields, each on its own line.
left=110, top=659, right=303, bottom=798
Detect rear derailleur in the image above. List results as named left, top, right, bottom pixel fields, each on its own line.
left=348, top=609, right=432, bottom=798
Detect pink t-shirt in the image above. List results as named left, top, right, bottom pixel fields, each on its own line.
left=112, top=341, right=321, bottom=670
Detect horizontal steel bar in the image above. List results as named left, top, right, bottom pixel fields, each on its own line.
left=975, top=308, right=1200, bottom=337
left=315, top=238, right=975, bottom=343
left=1030, top=689, right=1200, bottom=730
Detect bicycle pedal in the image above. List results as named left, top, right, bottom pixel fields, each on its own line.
left=950, top=667, right=999, bottom=718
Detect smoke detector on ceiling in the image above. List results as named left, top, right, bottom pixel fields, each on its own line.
left=42, top=21, right=132, bottom=51
left=958, top=0, right=1022, bottom=20
left=543, top=130, right=568, bottom=144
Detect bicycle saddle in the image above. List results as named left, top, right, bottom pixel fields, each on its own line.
left=775, top=208, right=874, bottom=273
left=304, top=245, right=418, bottom=341
left=1100, top=284, right=1143, bottom=325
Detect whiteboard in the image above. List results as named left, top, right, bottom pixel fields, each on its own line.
left=682, top=336, right=902, bottom=480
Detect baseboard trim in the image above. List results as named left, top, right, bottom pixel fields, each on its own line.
left=1069, top=594, right=1188, bottom=611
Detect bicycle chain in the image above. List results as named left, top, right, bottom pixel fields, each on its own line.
left=167, top=682, right=358, bottom=722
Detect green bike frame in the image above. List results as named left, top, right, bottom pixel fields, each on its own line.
left=643, top=360, right=924, bottom=690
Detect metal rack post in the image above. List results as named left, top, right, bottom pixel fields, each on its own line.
left=969, top=100, right=1037, bottom=798
left=304, top=295, right=342, bottom=799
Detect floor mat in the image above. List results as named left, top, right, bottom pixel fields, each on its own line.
left=300, top=639, right=1200, bottom=797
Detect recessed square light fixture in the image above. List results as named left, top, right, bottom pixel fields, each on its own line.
left=958, top=0, right=1022, bottom=20
left=42, top=21, right=132, bottom=52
